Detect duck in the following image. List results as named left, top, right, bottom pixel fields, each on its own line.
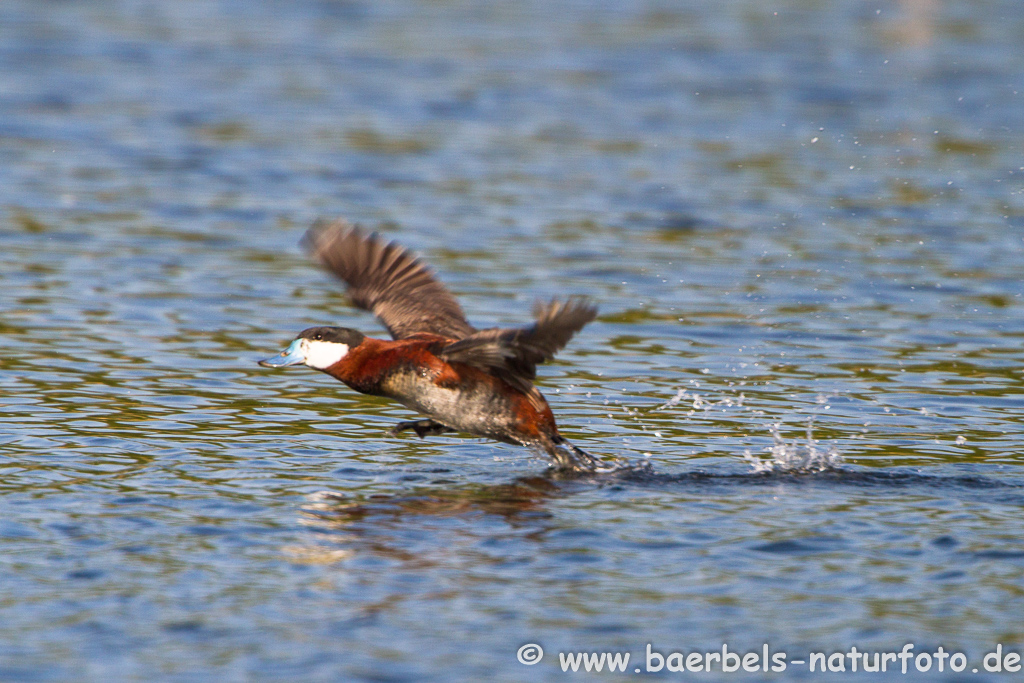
left=258, top=219, right=602, bottom=471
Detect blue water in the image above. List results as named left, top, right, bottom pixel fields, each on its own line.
left=2, top=0, right=1024, bottom=680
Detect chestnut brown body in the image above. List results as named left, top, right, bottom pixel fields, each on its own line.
left=325, top=335, right=559, bottom=448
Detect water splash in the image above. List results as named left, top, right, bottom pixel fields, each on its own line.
left=654, top=388, right=688, bottom=410
left=652, top=387, right=745, bottom=414
left=743, top=421, right=844, bottom=473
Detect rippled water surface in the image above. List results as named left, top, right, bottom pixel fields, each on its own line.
left=2, top=0, right=1024, bottom=680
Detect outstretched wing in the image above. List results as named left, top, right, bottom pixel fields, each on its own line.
left=440, top=297, right=597, bottom=393
left=304, top=219, right=476, bottom=340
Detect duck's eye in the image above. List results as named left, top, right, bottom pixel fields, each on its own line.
left=313, top=333, right=323, bottom=341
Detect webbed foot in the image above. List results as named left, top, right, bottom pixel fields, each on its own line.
left=391, top=419, right=455, bottom=439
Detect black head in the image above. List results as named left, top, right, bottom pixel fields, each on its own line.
left=297, top=326, right=365, bottom=347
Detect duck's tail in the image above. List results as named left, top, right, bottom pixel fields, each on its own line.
left=546, top=434, right=599, bottom=471
left=544, top=436, right=622, bottom=473
left=548, top=433, right=651, bottom=473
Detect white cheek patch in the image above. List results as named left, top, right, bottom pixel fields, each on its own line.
left=303, top=340, right=349, bottom=370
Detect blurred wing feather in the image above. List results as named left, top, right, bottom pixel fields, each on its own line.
left=304, top=219, right=476, bottom=340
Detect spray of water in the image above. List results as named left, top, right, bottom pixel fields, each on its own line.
left=743, top=420, right=843, bottom=473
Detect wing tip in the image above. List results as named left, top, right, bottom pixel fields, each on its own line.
left=303, top=218, right=422, bottom=271
left=533, top=295, right=598, bottom=324
left=303, top=217, right=373, bottom=258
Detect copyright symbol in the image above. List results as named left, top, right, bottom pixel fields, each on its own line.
left=517, top=643, right=544, bottom=665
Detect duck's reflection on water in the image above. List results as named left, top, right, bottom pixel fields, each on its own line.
left=284, top=474, right=579, bottom=565
left=306, top=475, right=564, bottom=526
left=297, top=460, right=657, bottom=538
